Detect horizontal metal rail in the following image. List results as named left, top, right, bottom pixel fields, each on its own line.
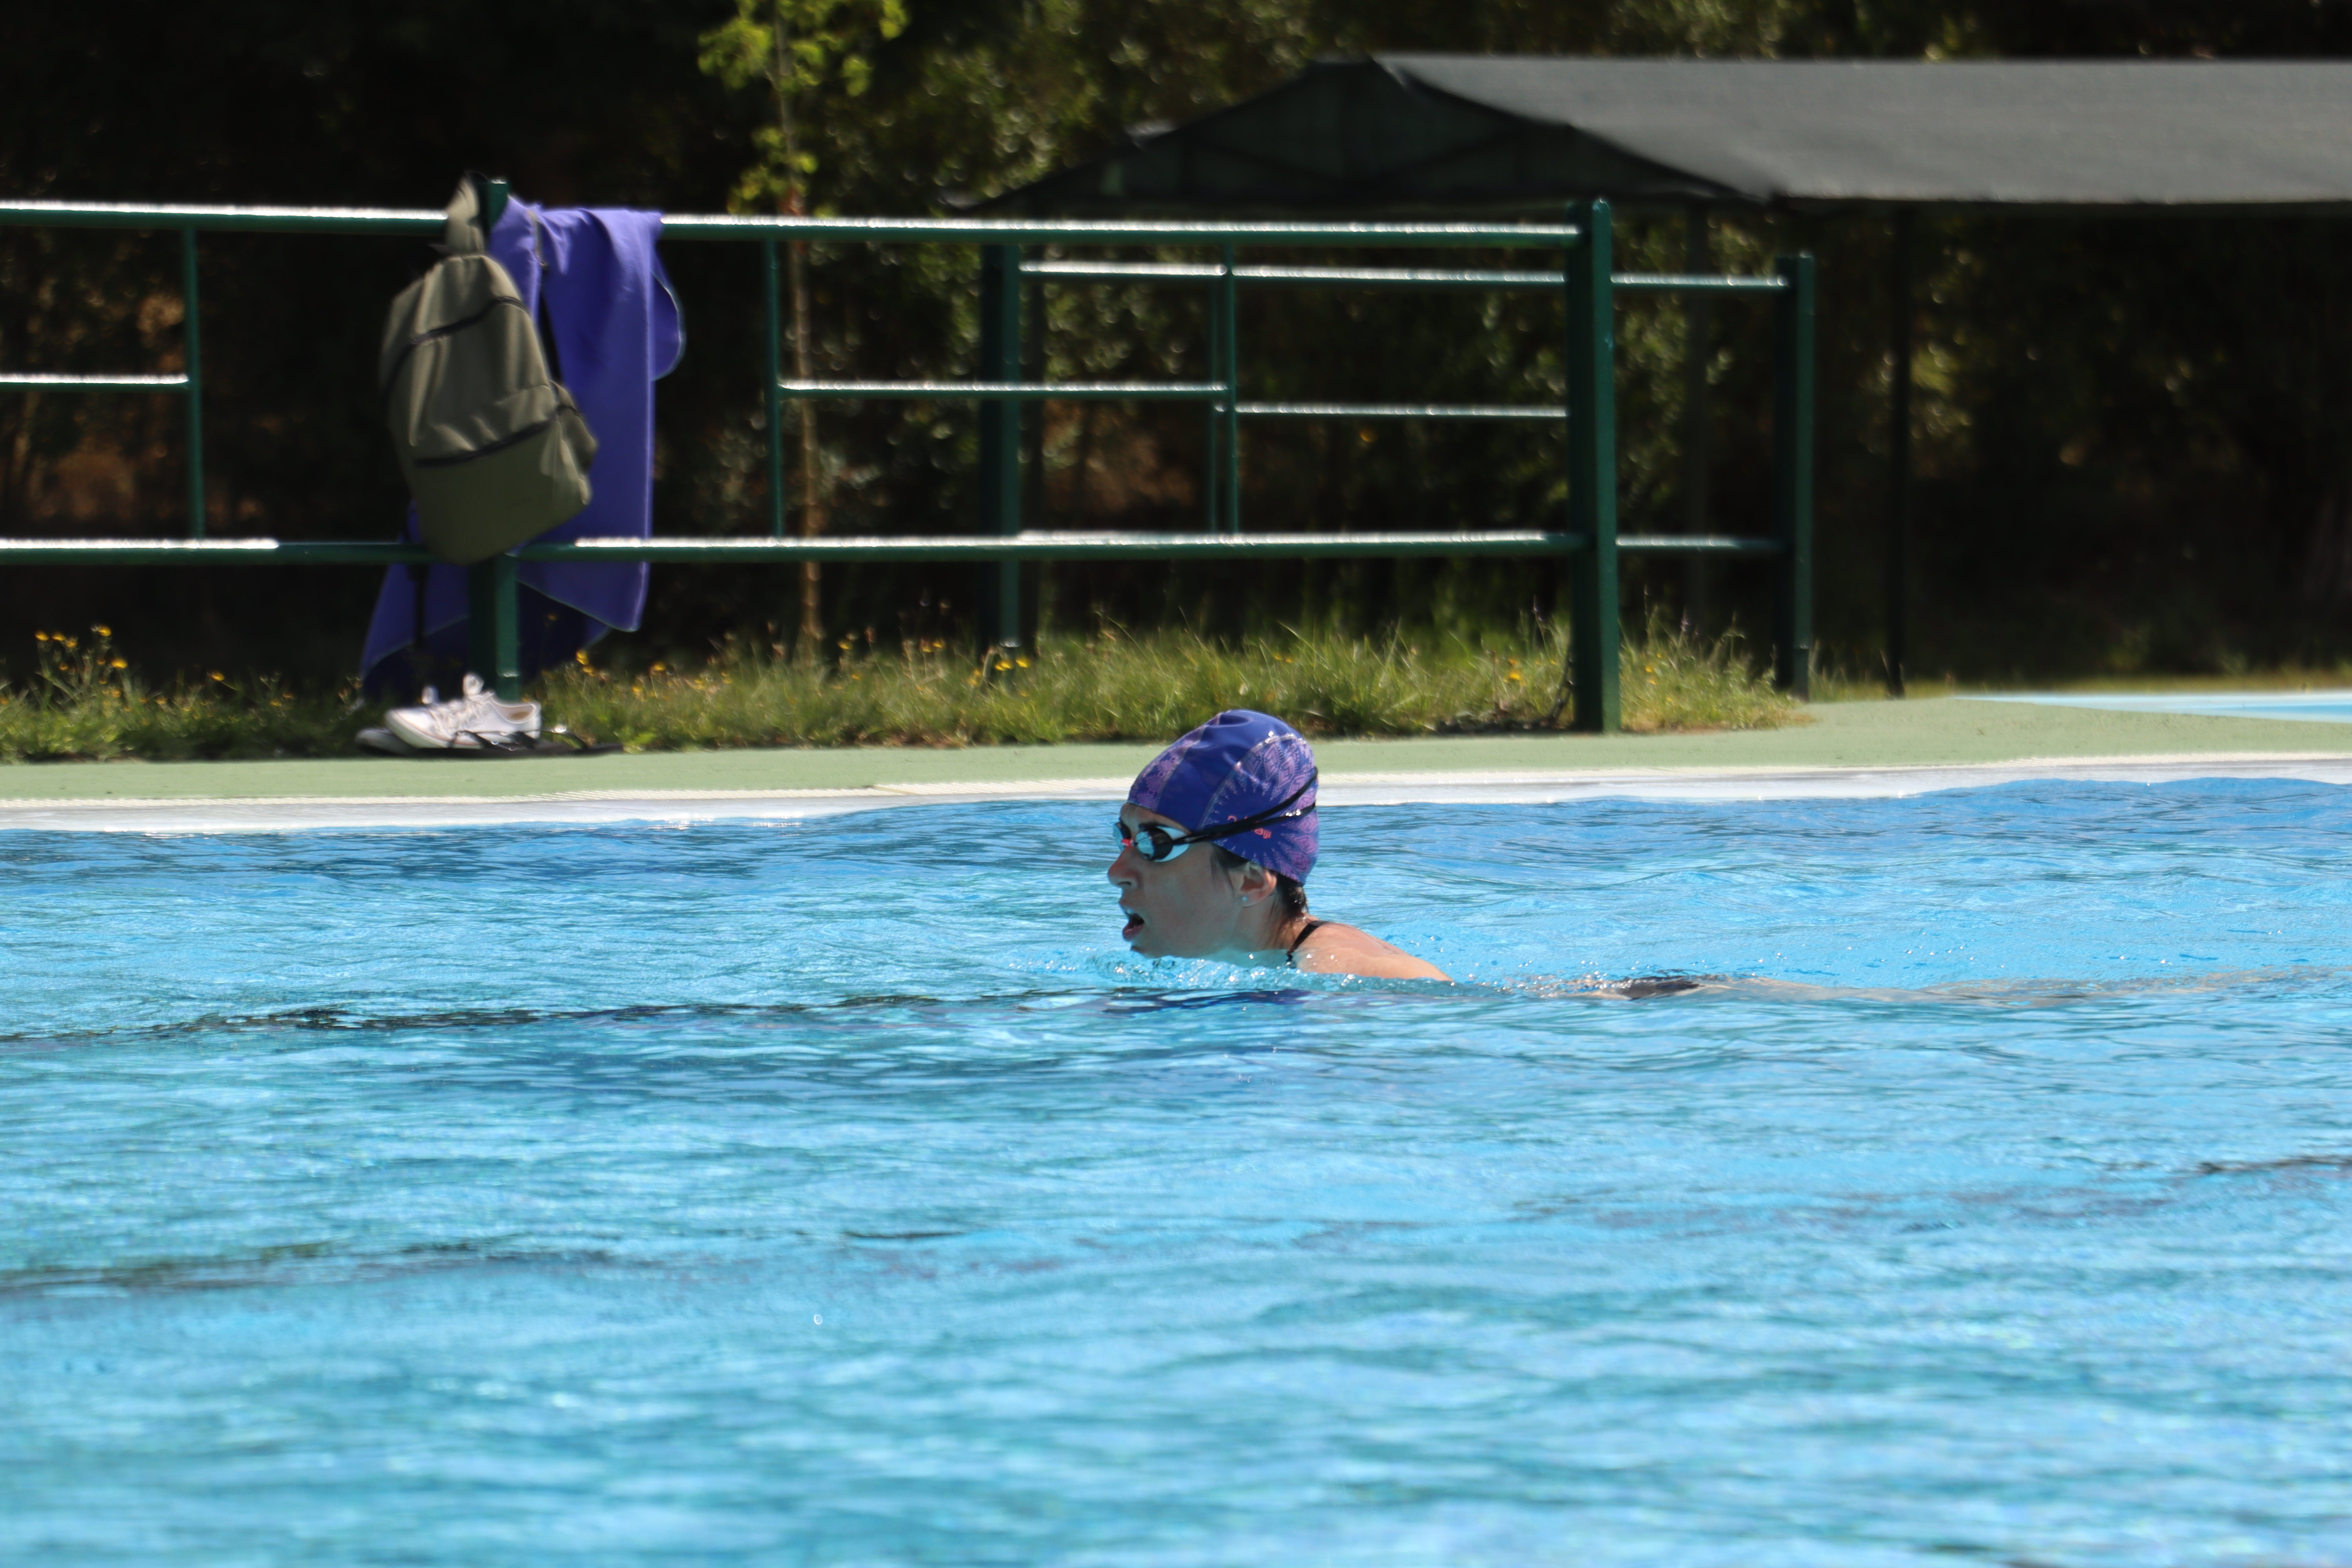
left=0, top=530, right=1782, bottom=564
left=0, top=201, right=445, bottom=235
left=777, top=379, right=1225, bottom=401
left=782, top=392, right=1572, bottom=419
left=0, top=201, right=1578, bottom=249
left=1026, top=260, right=1225, bottom=281
left=780, top=390, right=1566, bottom=420
left=1024, top=260, right=1789, bottom=293
left=666, top=217, right=1582, bottom=247
left=0, top=538, right=431, bottom=564
left=1238, top=402, right=1563, bottom=421
left=1617, top=534, right=1783, bottom=554
left=0, top=372, right=191, bottom=390
left=1244, top=264, right=1559, bottom=290
left=1613, top=273, right=1790, bottom=294
left=530, top=530, right=1591, bottom=562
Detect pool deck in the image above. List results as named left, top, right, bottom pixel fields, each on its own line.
left=4, top=697, right=2350, bottom=829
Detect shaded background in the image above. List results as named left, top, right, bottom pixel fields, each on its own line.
left=5, top=0, right=2352, bottom=688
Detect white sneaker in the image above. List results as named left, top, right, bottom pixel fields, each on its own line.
left=384, top=673, right=542, bottom=750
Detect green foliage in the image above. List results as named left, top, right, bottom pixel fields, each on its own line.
left=0, top=628, right=362, bottom=761
left=0, top=620, right=1796, bottom=761
left=515, top=618, right=1801, bottom=749
left=697, top=0, right=908, bottom=213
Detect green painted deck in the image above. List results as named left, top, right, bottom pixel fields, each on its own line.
left=2, top=698, right=2347, bottom=802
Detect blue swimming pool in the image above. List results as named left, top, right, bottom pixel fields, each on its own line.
left=6, top=781, right=2352, bottom=1564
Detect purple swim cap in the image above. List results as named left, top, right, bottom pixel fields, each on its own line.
left=1127, top=710, right=1319, bottom=882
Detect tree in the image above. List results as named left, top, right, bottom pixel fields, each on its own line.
left=699, top=0, right=907, bottom=655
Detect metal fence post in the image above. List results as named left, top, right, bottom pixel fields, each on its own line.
left=762, top=238, right=785, bottom=537
left=1884, top=212, right=1913, bottom=696
left=978, top=243, right=1022, bottom=645
left=466, top=555, right=521, bottom=700
left=1772, top=252, right=1817, bottom=698
left=1564, top=200, right=1620, bottom=733
left=1204, top=252, right=1225, bottom=532
left=1680, top=203, right=1713, bottom=631
left=180, top=228, right=205, bottom=538
left=1217, top=243, right=1240, bottom=534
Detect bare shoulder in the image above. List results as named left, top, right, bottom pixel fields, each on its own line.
left=1292, top=921, right=1450, bottom=981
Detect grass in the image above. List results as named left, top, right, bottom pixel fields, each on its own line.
left=0, top=619, right=1803, bottom=762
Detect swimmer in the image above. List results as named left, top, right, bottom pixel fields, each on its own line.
left=1110, top=709, right=1448, bottom=980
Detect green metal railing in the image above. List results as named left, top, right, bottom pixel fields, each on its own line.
left=0, top=198, right=1817, bottom=731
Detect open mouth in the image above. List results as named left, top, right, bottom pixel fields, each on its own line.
left=1120, top=909, right=1145, bottom=942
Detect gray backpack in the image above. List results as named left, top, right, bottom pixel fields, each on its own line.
left=379, top=179, right=597, bottom=565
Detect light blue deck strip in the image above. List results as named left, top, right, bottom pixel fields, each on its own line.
left=1966, top=692, right=2352, bottom=724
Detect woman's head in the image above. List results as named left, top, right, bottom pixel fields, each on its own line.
left=1109, top=710, right=1317, bottom=958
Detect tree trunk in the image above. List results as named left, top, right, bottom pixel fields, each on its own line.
left=789, top=235, right=824, bottom=655
left=772, top=4, right=825, bottom=658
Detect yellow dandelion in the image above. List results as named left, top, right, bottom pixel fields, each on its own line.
left=33, top=631, right=47, bottom=642
left=209, top=671, right=225, bottom=682
left=94, top=625, right=111, bottom=638
left=995, top=660, right=1011, bottom=671
left=575, top=650, right=591, bottom=667
left=1015, top=658, right=1031, bottom=669
left=109, top=658, right=127, bottom=670
left=1507, top=671, right=1523, bottom=682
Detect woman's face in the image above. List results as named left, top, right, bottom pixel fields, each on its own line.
left=1108, top=804, right=1247, bottom=958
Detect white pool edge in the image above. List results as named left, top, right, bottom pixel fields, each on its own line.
left=5, top=751, right=2352, bottom=831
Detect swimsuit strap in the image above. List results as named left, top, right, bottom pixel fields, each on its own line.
left=1286, top=919, right=1328, bottom=966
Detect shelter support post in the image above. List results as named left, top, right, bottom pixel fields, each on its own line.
left=1886, top=210, right=1914, bottom=696
left=1564, top=199, right=1621, bottom=733
left=978, top=244, right=1023, bottom=646
left=180, top=228, right=204, bottom=538
left=1772, top=253, right=1817, bottom=698
left=1681, top=205, right=1712, bottom=630
left=466, top=555, right=521, bottom=702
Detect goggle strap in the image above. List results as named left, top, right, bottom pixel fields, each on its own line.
left=1162, top=771, right=1319, bottom=851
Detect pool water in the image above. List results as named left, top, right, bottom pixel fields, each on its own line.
left=5, top=781, right=2352, bottom=1565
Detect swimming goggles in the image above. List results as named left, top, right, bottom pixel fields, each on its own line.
left=1116, top=774, right=1318, bottom=864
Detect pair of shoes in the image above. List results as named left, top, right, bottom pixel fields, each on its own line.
left=383, top=673, right=542, bottom=750
left=355, top=721, right=616, bottom=758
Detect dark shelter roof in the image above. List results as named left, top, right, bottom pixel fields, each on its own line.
left=983, top=56, right=2352, bottom=215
